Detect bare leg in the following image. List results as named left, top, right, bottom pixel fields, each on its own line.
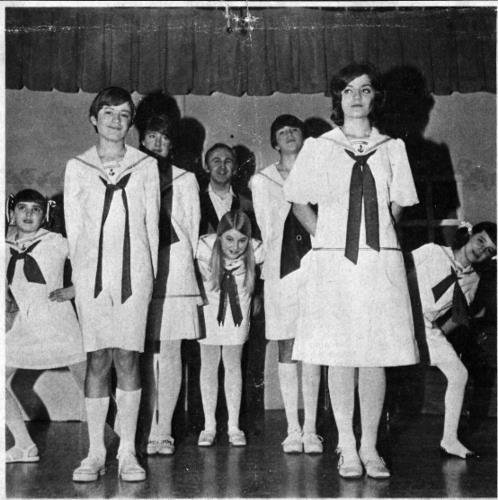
left=221, top=345, right=244, bottom=432
left=199, top=344, right=221, bottom=432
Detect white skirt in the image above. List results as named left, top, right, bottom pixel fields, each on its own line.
left=292, top=248, right=419, bottom=367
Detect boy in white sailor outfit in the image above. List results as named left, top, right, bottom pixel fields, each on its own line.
left=65, top=87, right=160, bottom=482
left=134, top=91, right=202, bottom=456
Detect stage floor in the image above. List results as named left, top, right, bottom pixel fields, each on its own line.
left=5, top=410, right=497, bottom=498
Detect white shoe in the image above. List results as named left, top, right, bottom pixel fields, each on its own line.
left=228, top=429, right=247, bottom=447
left=303, top=433, right=324, bottom=454
left=157, top=436, right=175, bottom=455
left=198, top=430, right=216, bottom=447
left=118, top=452, right=146, bottom=482
left=72, top=455, right=106, bottom=482
left=282, top=431, right=303, bottom=454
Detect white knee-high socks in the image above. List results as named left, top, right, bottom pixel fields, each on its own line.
left=116, top=388, right=141, bottom=456
left=278, top=362, right=300, bottom=433
left=85, top=396, right=110, bottom=459
left=149, top=340, right=183, bottom=440
left=302, top=363, right=321, bottom=434
left=279, top=362, right=321, bottom=435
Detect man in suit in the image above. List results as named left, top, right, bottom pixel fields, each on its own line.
left=199, top=143, right=259, bottom=238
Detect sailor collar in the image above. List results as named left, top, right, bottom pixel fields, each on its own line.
left=318, top=127, right=392, bottom=155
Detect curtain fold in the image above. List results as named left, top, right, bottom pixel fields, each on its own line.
left=6, top=7, right=496, bottom=95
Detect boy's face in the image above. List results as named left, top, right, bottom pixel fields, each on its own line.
left=90, top=102, right=133, bottom=143
left=11, top=201, right=45, bottom=235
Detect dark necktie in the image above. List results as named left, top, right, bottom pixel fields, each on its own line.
left=280, top=209, right=312, bottom=278
left=432, top=268, right=469, bottom=326
left=7, top=240, right=45, bottom=285
left=217, top=268, right=243, bottom=327
left=344, top=149, right=379, bottom=264
left=94, top=174, right=132, bottom=303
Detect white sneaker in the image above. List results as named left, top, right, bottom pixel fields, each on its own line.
left=118, top=452, right=146, bottom=482
left=72, top=455, right=106, bottom=482
left=303, top=433, right=324, bottom=454
left=282, top=431, right=303, bottom=454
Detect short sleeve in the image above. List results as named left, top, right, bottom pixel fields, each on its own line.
left=388, top=139, right=419, bottom=207
left=284, top=137, right=321, bottom=204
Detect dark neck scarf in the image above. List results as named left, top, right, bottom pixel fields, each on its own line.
left=140, top=146, right=179, bottom=247
left=7, top=240, right=45, bottom=285
left=217, top=268, right=243, bottom=327
left=344, top=149, right=380, bottom=264
left=432, top=267, right=470, bottom=326
left=94, top=173, right=132, bottom=304
left=280, top=209, right=312, bottom=278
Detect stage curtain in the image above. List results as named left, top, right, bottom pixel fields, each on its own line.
left=6, top=7, right=496, bottom=95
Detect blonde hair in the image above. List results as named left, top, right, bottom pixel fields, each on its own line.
left=208, top=210, right=256, bottom=294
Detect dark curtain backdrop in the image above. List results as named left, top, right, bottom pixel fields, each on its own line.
left=6, top=7, right=496, bottom=95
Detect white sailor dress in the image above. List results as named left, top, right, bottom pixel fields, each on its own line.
left=147, top=164, right=203, bottom=341
left=64, top=145, right=160, bottom=353
left=196, top=234, right=264, bottom=345
left=6, top=228, right=85, bottom=369
left=284, top=127, right=420, bottom=367
left=250, top=164, right=311, bottom=341
left=411, top=243, right=480, bottom=365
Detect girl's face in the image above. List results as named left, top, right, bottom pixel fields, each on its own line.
left=220, top=229, right=249, bottom=260
left=463, top=231, right=496, bottom=265
left=90, top=102, right=133, bottom=143
left=142, top=130, right=171, bottom=158
left=341, top=74, right=375, bottom=120
left=11, top=201, right=44, bottom=236
left=275, top=126, right=304, bottom=155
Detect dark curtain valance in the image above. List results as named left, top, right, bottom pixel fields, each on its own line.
left=6, top=7, right=496, bottom=95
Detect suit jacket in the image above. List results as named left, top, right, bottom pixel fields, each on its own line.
left=199, top=188, right=260, bottom=239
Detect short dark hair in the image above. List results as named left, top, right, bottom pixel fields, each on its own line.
left=134, top=91, right=181, bottom=144
left=204, top=143, right=236, bottom=167
left=453, top=221, right=497, bottom=250
left=11, top=189, right=47, bottom=215
left=330, top=62, right=384, bottom=126
left=89, top=87, right=135, bottom=125
left=270, top=114, right=305, bottom=149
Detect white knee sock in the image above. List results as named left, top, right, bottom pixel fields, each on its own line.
left=328, top=367, right=356, bottom=451
left=85, top=396, right=109, bottom=459
left=200, top=344, right=221, bottom=432
left=278, top=362, right=300, bottom=434
left=302, top=362, right=321, bottom=434
left=222, top=345, right=243, bottom=432
left=358, top=367, right=386, bottom=457
left=116, top=388, right=141, bottom=456
left=149, top=340, right=182, bottom=440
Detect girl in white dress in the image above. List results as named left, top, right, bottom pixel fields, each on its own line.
left=250, top=115, right=322, bottom=454
left=65, top=87, right=160, bottom=483
left=134, top=91, right=202, bottom=456
left=196, top=210, right=263, bottom=447
left=410, top=222, right=496, bottom=459
left=5, top=189, right=86, bottom=463
left=284, top=63, right=420, bottom=479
